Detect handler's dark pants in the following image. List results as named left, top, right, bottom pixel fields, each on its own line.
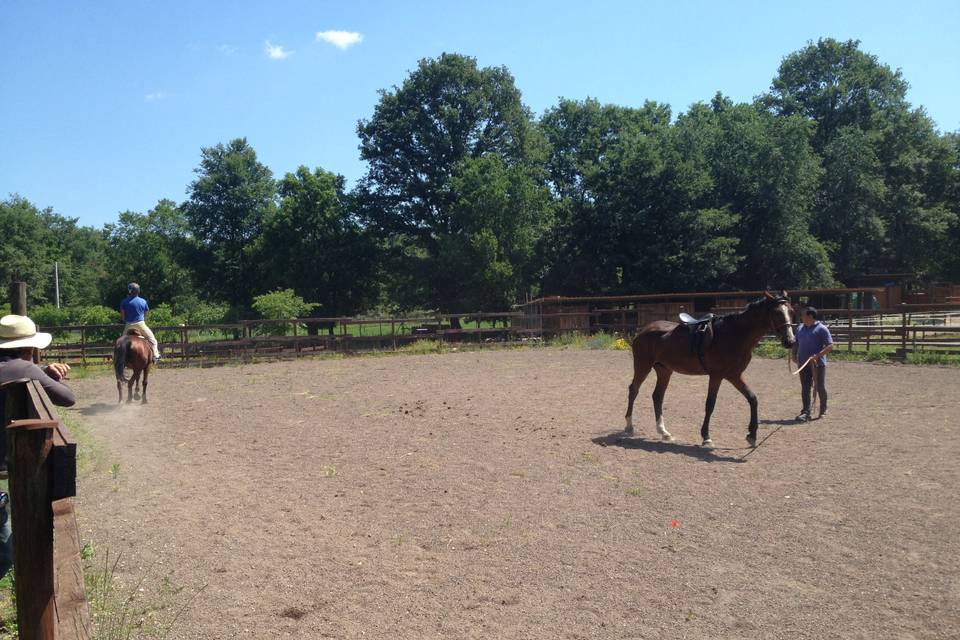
left=800, top=364, right=827, bottom=415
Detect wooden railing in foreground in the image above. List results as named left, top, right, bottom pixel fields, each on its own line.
left=3, top=379, right=89, bottom=640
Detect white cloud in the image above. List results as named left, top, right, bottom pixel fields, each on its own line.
left=264, top=40, right=293, bottom=60
left=144, top=91, right=167, bottom=101
left=219, top=44, right=237, bottom=56
left=316, top=30, right=363, bottom=50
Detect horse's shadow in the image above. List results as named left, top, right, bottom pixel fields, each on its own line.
left=592, top=431, right=747, bottom=463
left=78, top=402, right=124, bottom=417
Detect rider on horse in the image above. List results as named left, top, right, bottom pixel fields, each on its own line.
left=120, top=282, right=161, bottom=361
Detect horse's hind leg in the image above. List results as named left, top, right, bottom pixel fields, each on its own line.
left=127, top=371, right=138, bottom=403
left=141, top=366, right=149, bottom=404
left=625, top=356, right=653, bottom=434
left=652, top=364, right=674, bottom=441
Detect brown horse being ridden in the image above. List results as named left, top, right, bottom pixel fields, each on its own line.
left=624, top=291, right=796, bottom=448
left=114, top=328, right=152, bottom=403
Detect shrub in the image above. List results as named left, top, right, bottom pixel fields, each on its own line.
left=252, top=289, right=319, bottom=336
left=145, top=303, right=186, bottom=343
left=31, top=305, right=74, bottom=339
left=78, top=305, right=122, bottom=342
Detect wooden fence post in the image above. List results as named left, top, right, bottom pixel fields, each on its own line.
left=900, top=304, right=908, bottom=361
left=847, top=297, right=853, bottom=352
left=9, top=281, right=27, bottom=315
left=6, top=398, right=57, bottom=639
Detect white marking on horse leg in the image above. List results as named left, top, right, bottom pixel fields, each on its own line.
left=624, top=415, right=634, bottom=435
left=657, top=416, right=673, bottom=441
left=702, top=438, right=714, bottom=448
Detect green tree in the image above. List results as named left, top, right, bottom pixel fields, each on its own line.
left=760, top=38, right=909, bottom=152
left=356, top=53, right=550, bottom=312
left=436, top=155, right=555, bottom=310
left=257, top=166, right=378, bottom=317
left=184, top=138, right=275, bottom=308
left=816, top=126, right=886, bottom=279
left=0, top=196, right=53, bottom=303
left=694, top=98, right=834, bottom=288
left=538, top=99, right=675, bottom=294
left=102, top=199, right=195, bottom=307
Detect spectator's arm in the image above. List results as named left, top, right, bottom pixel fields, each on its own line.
left=33, top=364, right=76, bottom=407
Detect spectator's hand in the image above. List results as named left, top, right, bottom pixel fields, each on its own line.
left=45, top=363, right=71, bottom=380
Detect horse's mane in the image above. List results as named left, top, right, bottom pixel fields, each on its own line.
left=712, top=297, right=772, bottom=335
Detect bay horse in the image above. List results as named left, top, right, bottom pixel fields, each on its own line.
left=114, top=328, right=152, bottom=403
left=624, top=291, right=796, bottom=447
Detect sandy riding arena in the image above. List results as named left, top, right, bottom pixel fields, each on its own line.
left=70, top=349, right=959, bottom=639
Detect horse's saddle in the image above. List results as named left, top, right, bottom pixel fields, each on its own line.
left=679, top=312, right=714, bottom=326
left=678, top=313, right=716, bottom=371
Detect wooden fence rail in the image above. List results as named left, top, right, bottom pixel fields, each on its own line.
left=35, top=304, right=960, bottom=366
left=3, top=379, right=89, bottom=640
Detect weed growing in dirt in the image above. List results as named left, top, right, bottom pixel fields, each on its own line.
left=0, top=571, right=16, bottom=639
left=549, top=332, right=629, bottom=351
left=625, top=487, right=643, bottom=497
left=85, top=546, right=207, bottom=640
left=397, top=339, right=446, bottom=355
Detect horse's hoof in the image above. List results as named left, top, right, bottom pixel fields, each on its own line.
left=661, top=433, right=675, bottom=442
left=702, top=438, right=714, bottom=448
left=746, top=435, right=757, bottom=448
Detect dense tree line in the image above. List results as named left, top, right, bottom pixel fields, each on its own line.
left=3, top=39, right=958, bottom=323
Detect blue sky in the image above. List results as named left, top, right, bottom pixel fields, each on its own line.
left=2, top=0, right=958, bottom=228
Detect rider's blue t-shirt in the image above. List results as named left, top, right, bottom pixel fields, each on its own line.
left=120, top=296, right=149, bottom=323
left=796, top=321, right=833, bottom=366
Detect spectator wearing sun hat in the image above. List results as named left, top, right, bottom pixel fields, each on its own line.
left=0, top=313, right=76, bottom=579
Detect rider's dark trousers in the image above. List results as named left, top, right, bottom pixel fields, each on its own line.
left=800, top=364, right=827, bottom=415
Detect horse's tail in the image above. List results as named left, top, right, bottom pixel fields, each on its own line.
left=114, top=336, right=130, bottom=382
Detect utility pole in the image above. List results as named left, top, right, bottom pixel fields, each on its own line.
left=54, top=262, right=60, bottom=309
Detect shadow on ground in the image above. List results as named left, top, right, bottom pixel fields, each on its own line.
left=78, top=402, right=124, bottom=416
left=592, top=432, right=747, bottom=463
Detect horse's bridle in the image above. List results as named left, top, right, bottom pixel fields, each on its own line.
left=768, top=299, right=793, bottom=335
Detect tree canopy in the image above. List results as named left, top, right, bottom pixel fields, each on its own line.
left=3, top=40, right=958, bottom=321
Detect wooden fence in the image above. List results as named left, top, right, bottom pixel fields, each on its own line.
left=39, top=313, right=533, bottom=366
left=35, top=302, right=960, bottom=367
left=3, top=379, right=89, bottom=640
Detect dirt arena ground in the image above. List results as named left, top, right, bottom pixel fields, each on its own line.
left=69, top=349, right=960, bottom=639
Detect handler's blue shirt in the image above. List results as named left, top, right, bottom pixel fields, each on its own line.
left=796, top=321, right=833, bottom=366
left=120, top=295, right=149, bottom=323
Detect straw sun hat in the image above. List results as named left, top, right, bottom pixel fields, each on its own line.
left=0, top=315, right=53, bottom=350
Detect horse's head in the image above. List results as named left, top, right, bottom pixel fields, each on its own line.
left=763, top=290, right=795, bottom=348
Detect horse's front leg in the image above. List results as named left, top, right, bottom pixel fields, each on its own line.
left=728, top=375, right=759, bottom=446
left=700, top=375, right=723, bottom=447
left=651, top=365, right=674, bottom=440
